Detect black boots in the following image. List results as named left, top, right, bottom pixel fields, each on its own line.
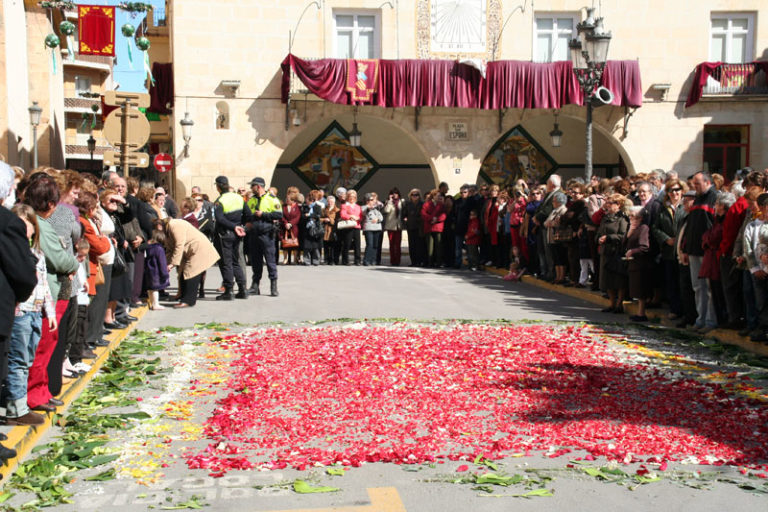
left=216, top=288, right=233, bottom=301
left=270, top=279, right=278, bottom=297
left=248, top=281, right=260, bottom=295
left=235, top=289, right=248, bottom=299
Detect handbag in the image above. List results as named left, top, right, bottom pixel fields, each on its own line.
left=281, top=231, right=299, bottom=249
left=95, top=263, right=105, bottom=287
left=337, top=219, right=357, bottom=230
left=112, top=245, right=127, bottom=276
left=553, top=226, right=574, bottom=243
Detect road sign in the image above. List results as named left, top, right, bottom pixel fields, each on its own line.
left=103, top=151, right=150, bottom=168
left=103, top=91, right=150, bottom=108
left=153, top=153, right=173, bottom=173
left=103, top=108, right=150, bottom=149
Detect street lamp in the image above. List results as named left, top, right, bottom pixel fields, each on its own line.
left=549, top=110, right=563, bottom=148
left=569, top=7, right=612, bottom=182
left=87, top=135, right=96, bottom=174
left=180, top=112, right=194, bottom=157
left=28, top=101, right=42, bottom=169
left=349, top=107, right=362, bottom=147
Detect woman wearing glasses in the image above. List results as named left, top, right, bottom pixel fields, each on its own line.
left=651, top=178, right=687, bottom=321
left=403, top=189, right=425, bottom=267
left=596, top=193, right=630, bottom=313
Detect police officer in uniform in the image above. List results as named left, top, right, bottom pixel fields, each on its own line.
left=213, top=176, right=248, bottom=300
left=244, top=177, right=282, bottom=296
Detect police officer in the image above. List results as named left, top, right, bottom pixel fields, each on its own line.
left=244, top=177, right=282, bottom=296
left=213, top=175, right=247, bottom=300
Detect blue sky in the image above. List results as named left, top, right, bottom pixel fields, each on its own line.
left=77, top=0, right=164, bottom=92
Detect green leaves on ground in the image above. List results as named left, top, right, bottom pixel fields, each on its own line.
left=160, top=495, right=208, bottom=509
left=326, top=467, right=346, bottom=476
left=293, top=480, right=340, bottom=494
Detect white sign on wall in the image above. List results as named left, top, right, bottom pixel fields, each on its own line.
left=447, top=120, right=469, bottom=141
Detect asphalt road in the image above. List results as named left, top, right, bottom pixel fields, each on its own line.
left=8, top=264, right=767, bottom=511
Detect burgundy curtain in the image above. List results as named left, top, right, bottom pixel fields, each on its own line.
left=149, top=63, right=174, bottom=115
left=686, top=61, right=768, bottom=107
left=282, top=54, right=643, bottom=110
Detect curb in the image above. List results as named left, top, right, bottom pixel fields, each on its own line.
left=0, top=306, right=148, bottom=484
left=485, top=267, right=768, bottom=357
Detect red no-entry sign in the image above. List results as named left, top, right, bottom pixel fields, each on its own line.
left=154, top=153, right=173, bottom=173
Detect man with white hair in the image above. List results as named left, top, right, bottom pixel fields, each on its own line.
left=533, top=174, right=562, bottom=281
left=0, top=162, right=38, bottom=461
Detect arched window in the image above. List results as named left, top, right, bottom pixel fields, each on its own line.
left=215, top=101, right=230, bottom=130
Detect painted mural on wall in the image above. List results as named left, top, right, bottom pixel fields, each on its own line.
left=479, top=126, right=556, bottom=186
left=291, top=121, right=379, bottom=191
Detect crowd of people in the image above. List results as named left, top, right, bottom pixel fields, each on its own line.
left=2, top=159, right=767, bottom=454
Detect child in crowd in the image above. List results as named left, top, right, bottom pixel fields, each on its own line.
left=503, top=245, right=526, bottom=281
left=1, top=204, right=55, bottom=425
left=64, top=238, right=93, bottom=377
left=144, top=230, right=170, bottom=310
left=465, top=209, right=481, bottom=271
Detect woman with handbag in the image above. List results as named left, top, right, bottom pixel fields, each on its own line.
left=564, top=182, right=588, bottom=286
left=281, top=192, right=301, bottom=264
left=544, top=192, right=569, bottom=284
left=597, top=193, right=630, bottom=313
left=339, top=189, right=362, bottom=265
left=302, top=190, right=324, bottom=265
left=625, top=206, right=652, bottom=322
left=321, top=195, right=340, bottom=265
left=100, top=189, right=131, bottom=330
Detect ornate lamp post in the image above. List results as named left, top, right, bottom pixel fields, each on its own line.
left=87, top=134, right=96, bottom=174
left=28, top=101, right=42, bottom=169
left=569, top=8, right=612, bottom=182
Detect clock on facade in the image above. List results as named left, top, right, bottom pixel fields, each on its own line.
left=430, top=0, right=487, bottom=53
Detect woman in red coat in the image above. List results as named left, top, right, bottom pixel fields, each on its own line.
left=421, top=189, right=446, bottom=267
left=281, top=192, right=301, bottom=264
left=482, top=184, right=501, bottom=267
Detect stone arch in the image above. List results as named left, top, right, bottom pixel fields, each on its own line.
left=273, top=111, right=439, bottom=198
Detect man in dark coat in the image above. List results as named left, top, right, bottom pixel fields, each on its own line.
left=681, top=171, right=718, bottom=332
left=0, top=163, right=38, bottom=461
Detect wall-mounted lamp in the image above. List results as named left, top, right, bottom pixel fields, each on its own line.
left=651, top=83, right=671, bottom=101
left=180, top=111, right=194, bottom=157
left=28, top=101, right=42, bottom=169
left=349, top=107, right=361, bottom=147
left=291, top=108, right=301, bottom=126
left=549, top=110, right=563, bottom=148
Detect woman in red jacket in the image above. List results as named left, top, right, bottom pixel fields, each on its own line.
left=281, top=192, right=301, bottom=264
left=421, top=189, right=446, bottom=267
left=482, top=184, right=501, bottom=267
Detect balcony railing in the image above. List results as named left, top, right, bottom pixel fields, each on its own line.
left=702, top=63, right=768, bottom=96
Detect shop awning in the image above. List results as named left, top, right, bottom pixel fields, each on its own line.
left=281, top=54, right=642, bottom=110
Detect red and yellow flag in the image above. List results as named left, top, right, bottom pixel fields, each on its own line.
left=78, top=5, right=115, bottom=56
left=346, top=59, right=379, bottom=102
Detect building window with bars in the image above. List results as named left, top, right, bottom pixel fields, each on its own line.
left=334, top=12, right=380, bottom=59
left=533, top=14, right=578, bottom=63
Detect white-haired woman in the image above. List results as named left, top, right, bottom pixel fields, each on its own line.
left=625, top=205, right=651, bottom=321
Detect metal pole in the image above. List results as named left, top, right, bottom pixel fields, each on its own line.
left=585, top=101, right=593, bottom=183
left=120, top=100, right=128, bottom=175
left=90, top=150, right=94, bottom=174
left=32, top=125, right=38, bottom=169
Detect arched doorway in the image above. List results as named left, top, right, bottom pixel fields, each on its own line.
left=272, top=114, right=436, bottom=198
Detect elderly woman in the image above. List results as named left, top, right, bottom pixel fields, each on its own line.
left=163, top=218, right=220, bottom=308
left=382, top=187, right=405, bottom=266
left=421, top=189, right=446, bottom=267
left=339, top=189, right=362, bottom=265
left=597, top=193, right=630, bottom=313
left=321, top=195, right=340, bottom=265
left=700, top=192, right=737, bottom=326
left=281, top=191, right=301, bottom=265
left=652, top=178, right=687, bottom=320
left=403, top=188, right=425, bottom=267
left=625, top=206, right=652, bottom=321
left=544, top=191, right=569, bottom=284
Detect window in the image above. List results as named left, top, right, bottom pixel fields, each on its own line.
left=703, top=125, right=749, bottom=181
left=75, top=76, right=91, bottom=94
left=334, top=11, right=380, bottom=59
left=710, top=13, right=754, bottom=63
left=534, top=14, right=578, bottom=62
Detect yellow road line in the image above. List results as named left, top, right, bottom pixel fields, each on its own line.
left=258, top=487, right=406, bottom=512
left=0, top=307, right=148, bottom=484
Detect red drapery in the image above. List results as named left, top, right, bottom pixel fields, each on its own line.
left=149, top=63, right=174, bottom=114
left=281, top=54, right=643, bottom=109
left=78, top=5, right=116, bottom=57
left=685, top=61, right=768, bottom=107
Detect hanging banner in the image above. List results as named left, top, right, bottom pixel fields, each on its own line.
left=78, top=5, right=116, bottom=56
left=346, top=59, right=379, bottom=102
